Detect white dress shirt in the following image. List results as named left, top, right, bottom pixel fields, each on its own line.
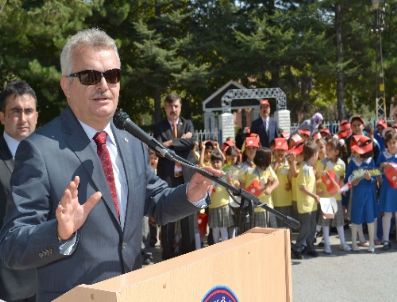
left=79, top=121, right=129, bottom=228
left=262, top=116, right=269, bottom=134
left=3, top=132, right=20, bottom=158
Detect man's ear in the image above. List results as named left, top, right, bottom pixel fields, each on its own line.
left=60, top=76, right=70, bottom=98
left=0, top=111, right=5, bottom=126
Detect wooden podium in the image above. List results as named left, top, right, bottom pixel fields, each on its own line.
left=55, top=228, right=292, bottom=302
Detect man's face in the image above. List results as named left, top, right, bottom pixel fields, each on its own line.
left=164, top=99, right=181, bottom=122
left=260, top=104, right=270, bottom=118
left=0, top=94, right=38, bottom=140
left=60, top=46, right=120, bottom=130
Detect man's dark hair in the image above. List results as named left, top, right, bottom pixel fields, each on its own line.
left=0, top=80, right=37, bottom=112
left=303, top=140, right=318, bottom=161
left=254, top=147, right=272, bottom=169
left=164, top=93, right=181, bottom=104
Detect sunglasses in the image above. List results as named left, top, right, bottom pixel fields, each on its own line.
left=67, top=68, right=121, bottom=86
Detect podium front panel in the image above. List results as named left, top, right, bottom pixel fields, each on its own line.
left=55, top=228, right=292, bottom=302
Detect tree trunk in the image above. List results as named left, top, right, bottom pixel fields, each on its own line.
left=153, top=87, right=162, bottom=124
left=336, top=3, right=346, bottom=120
left=271, top=66, right=280, bottom=87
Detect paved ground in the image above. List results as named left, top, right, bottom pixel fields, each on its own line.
left=291, top=229, right=397, bottom=302
left=146, top=226, right=397, bottom=302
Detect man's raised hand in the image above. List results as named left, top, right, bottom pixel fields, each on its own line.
left=56, top=176, right=102, bottom=241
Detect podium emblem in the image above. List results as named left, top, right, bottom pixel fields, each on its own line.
left=202, top=286, right=239, bottom=302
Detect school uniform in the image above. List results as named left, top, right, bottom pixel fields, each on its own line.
left=377, top=151, right=397, bottom=212
left=345, top=157, right=377, bottom=224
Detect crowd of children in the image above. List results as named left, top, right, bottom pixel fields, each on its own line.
left=203, top=115, right=397, bottom=258
left=147, top=114, right=397, bottom=261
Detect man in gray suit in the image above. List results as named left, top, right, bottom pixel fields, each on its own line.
left=0, top=29, right=214, bottom=302
left=0, top=80, right=38, bottom=302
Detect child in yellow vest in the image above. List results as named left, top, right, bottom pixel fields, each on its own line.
left=272, top=138, right=293, bottom=227
left=208, top=150, right=233, bottom=243
left=292, top=141, right=320, bottom=259
left=223, top=146, right=241, bottom=238
left=288, top=136, right=305, bottom=221
left=318, top=138, right=351, bottom=254
left=242, top=148, right=279, bottom=227
left=314, top=136, right=327, bottom=242
left=235, top=135, right=260, bottom=232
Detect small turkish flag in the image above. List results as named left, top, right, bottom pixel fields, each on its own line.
left=384, top=163, right=397, bottom=189
left=321, top=170, right=339, bottom=194
left=246, top=179, right=262, bottom=197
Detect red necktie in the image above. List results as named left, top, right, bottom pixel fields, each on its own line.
left=93, top=131, right=120, bottom=218
left=171, top=122, right=183, bottom=177
left=172, top=121, right=178, bottom=138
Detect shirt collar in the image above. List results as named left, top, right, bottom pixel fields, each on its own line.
left=3, top=132, right=20, bottom=158
left=352, top=156, right=372, bottom=166
left=383, top=150, right=397, bottom=159
left=79, top=121, right=116, bottom=146
left=168, top=118, right=180, bottom=127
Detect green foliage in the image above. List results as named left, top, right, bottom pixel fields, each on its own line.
left=0, top=0, right=100, bottom=123
left=0, top=0, right=394, bottom=127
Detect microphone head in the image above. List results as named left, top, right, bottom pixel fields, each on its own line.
left=113, top=109, right=130, bottom=129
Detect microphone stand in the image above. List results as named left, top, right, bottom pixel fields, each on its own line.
left=162, top=148, right=300, bottom=230
left=112, top=109, right=300, bottom=230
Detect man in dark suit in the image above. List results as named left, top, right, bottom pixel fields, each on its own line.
left=0, top=29, right=214, bottom=302
left=250, top=99, right=278, bottom=148
left=0, top=80, right=38, bottom=302
left=153, top=93, right=196, bottom=259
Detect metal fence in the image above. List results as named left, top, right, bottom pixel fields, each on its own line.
left=195, top=119, right=395, bottom=143
left=194, top=128, right=220, bottom=142
left=290, top=121, right=340, bottom=135
left=291, top=119, right=394, bottom=135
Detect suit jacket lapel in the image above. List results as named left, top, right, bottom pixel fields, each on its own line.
left=59, top=108, right=121, bottom=224
left=112, top=124, right=147, bottom=230
left=0, top=136, right=14, bottom=174
left=112, top=124, right=137, bottom=230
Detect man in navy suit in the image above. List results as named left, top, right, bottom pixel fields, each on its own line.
left=250, top=99, right=278, bottom=148
left=0, top=29, right=214, bottom=302
left=0, top=80, right=38, bottom=302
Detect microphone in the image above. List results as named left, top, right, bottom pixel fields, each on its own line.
left=113, top=110, right=174, bottom=160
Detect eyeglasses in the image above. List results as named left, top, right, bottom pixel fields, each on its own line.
left=67, top=69, right=121, bottom=86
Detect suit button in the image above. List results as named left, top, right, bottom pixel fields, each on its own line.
left=121, top=242, right=127, bottom=249
left=39, top=252, right=43, bottom=259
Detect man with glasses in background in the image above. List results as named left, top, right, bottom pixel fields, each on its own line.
left=0, top=29, right=214, bottom=302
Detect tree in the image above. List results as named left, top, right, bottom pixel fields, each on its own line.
left=0, top=0, right=101, bottom=123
